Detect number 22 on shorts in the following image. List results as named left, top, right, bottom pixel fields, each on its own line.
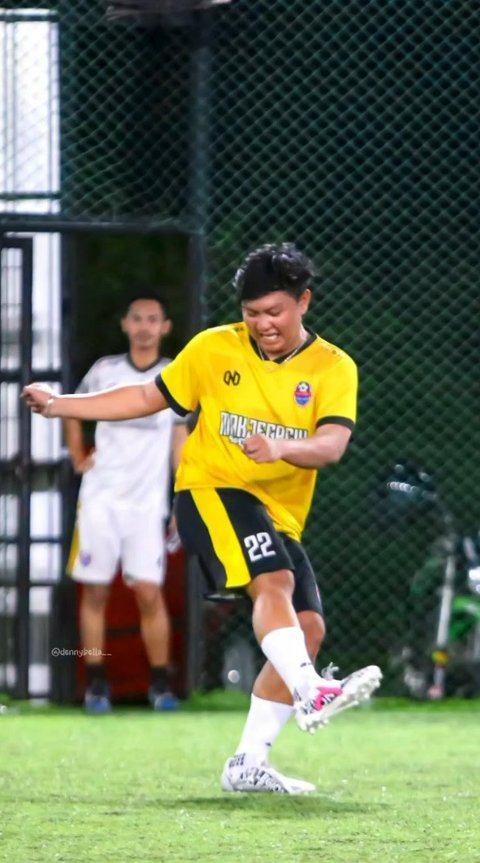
left=244, top=532, right=275, bottom=562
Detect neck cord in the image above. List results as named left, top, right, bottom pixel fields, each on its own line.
left=258, top=335, right=307, bottom=364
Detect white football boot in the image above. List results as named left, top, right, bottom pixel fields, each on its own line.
left=294, top=664, right=382, bottom=733
left=221, top=753, right=315, bottom=794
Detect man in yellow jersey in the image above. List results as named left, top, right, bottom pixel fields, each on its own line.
left=22, top=243, right=381, bottom=794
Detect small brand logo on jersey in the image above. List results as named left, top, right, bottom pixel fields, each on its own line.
left=79, top=551, right=92, bottom=567
left=294, top=381, right=312, bottom=406
left=223, top=370, right=241, bottom=386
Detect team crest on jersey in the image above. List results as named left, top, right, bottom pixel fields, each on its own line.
left=294, top=381, right=312, bottom=406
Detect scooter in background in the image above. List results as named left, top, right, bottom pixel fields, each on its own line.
left=384, top=462, right=480, bottom=699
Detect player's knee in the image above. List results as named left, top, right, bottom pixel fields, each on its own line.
left=82, top=584, right=110, bottom=612
left=132, top=581, right=161, bottom=615
left=248, top=568, right=294, bottom=601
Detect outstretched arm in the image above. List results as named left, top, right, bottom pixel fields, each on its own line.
left=22, top=379, right=167, bottom=421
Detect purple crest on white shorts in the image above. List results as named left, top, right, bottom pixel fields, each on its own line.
left=80, top=551, right=92, bottom=567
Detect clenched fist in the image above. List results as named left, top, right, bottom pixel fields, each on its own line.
left=22, top=383, right=56, bottom=416
left=242, top=434, right=285, bottom=464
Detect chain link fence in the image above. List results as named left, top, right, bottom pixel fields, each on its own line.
left=2, top=0, right=479, bottom=696
left=203, top=1, right=480, bottom=695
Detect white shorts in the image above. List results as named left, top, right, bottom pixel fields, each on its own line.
left=70, top=496, right=167, bottom=587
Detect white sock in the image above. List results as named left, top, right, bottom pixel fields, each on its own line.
left=235, top=694, right=293, bottom=762
left=261, top=627, right=322, bottom=701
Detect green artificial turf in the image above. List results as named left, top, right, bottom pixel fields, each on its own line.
left=1, top=697, right=479, bottom=862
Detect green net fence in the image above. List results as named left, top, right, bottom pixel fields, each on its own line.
left=2, top=0, right=479, bottom=696
left=202, top=1, right=480, bottom=695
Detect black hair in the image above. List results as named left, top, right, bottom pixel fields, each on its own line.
left=233, top=243, right=315, bottom=302
left=122, top=289, right=170, bottom=319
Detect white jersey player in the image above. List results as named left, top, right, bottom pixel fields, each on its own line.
left=65, top=292, right=188, bottom=713
left=72, top=353, right=181, bottom=582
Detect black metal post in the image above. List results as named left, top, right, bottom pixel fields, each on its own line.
left=17, top=238, right=34, bottom=699
left=186, top=9, right=213, bottom=334
left=184, top=10, right=213, bottom=691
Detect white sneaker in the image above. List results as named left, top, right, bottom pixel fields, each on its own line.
left=294, top=664, right=382, bottom=733
left=221, top=753, right=315, bottom=794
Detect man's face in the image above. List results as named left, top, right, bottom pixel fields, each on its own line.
left=121, top=299, right=171, bottom=352
left=241, top=289, right=311, bottom=358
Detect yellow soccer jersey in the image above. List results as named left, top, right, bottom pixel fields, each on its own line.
left=156, top=322, right=357, bottom=540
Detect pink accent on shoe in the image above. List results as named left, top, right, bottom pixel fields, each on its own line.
left=312, top=684, right=343, bottom=710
